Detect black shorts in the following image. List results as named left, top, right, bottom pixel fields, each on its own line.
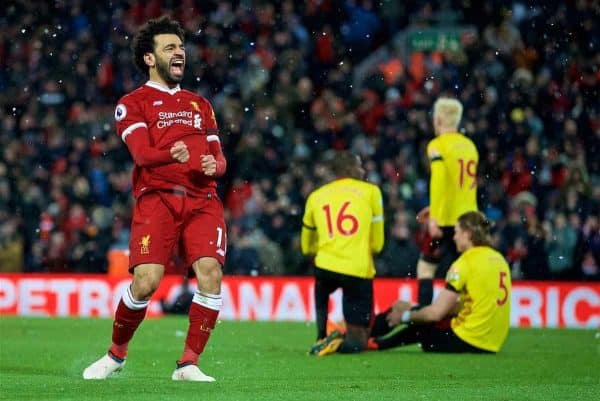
left=420, top=226, right=459, bottom=276
left=376, top=320, right=493, bottom=354
left=422, top=326, right=492, bottom=353
left=314, top=267, right=373, bottom=327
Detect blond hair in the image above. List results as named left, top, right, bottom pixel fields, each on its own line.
left=433, top=97, right=463, bottom=129
left=457, top=211, right=493, bottom=247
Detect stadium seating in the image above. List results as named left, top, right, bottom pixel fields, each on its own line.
left=0, top=1, right=597, bottom=280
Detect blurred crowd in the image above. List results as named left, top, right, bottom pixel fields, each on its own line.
left=0, top=0, right=598, bottom=281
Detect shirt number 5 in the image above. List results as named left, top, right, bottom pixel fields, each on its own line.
left=497, top=271, right=509, bottom=306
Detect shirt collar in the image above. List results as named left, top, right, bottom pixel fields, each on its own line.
left=145, top=80, right=181, bottom=95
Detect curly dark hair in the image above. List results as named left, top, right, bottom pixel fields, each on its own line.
left=132, top=16, right=185, bottom=74
left=329, top=150, right=362, bottom=179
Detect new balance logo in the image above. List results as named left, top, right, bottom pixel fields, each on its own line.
left=153, top=100, right=163, bottom=106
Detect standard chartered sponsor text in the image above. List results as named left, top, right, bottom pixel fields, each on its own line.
left=159, top=111, right=192, bottom=119
left=157, top=111, right=194, bottom=129
left=157, top=118, right=193, bottom=128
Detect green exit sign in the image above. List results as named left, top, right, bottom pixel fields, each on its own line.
left=408, top=28, right=477, bottom=52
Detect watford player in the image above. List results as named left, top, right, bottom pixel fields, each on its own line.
left=83, top=17, right=226, bottom=382
left=302, top=151, right=384, bottom=356
left=416, top=97, right=479, bottom=306
left=371, top=211, right=511, bottom=354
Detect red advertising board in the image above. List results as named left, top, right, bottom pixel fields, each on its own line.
left=0, top=274, right=598, bottom=328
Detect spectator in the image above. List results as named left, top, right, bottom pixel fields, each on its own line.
left=579, top=216, right=600, bottom=280
left=0, top=1, right=597, bottom=280
left=546, top=213, right=578, bottom=280
left=520, top=213, right=550, bottom=280
left=161, top=276, right=194, bottom=315
left=376, top=211, right=419, bottom=277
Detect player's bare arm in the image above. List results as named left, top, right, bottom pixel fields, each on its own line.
left=428, top=218, right=443, bottom=238
left=386, top=300, right=412, bottom=326
left=416, top=206, right=429, bottom=223
left=387, top=290, right=459, bottom=326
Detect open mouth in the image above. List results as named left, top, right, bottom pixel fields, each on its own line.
left=170, top=58, right=185, bottom=75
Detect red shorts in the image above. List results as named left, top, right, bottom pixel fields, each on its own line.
left=128, top=190, right=227, bottom=273
left=419, top=226, right=458, bottom=274
left=419, top=231, right=441, bottom=262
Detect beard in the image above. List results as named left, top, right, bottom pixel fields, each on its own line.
left=155, top=56, right=183, bottom=85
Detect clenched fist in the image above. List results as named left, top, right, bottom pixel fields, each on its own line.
left=170, top=141, right=189, bottom=163
left=200, top=154, right=217, bottom=176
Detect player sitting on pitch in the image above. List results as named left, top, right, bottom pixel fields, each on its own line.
left=321, top=211, right=511, bottom=354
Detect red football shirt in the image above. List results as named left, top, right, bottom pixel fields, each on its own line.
left=114, top=81, right=225, bottom=198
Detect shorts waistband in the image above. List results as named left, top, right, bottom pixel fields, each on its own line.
left=143, top=188, right=216, bottom=199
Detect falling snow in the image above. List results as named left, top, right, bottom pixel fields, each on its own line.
left=0, top=0, right=596, bottom=283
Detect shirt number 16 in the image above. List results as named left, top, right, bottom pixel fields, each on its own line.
left=322, top=201, right=359, bottom=238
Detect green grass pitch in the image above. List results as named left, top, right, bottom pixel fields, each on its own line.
left=0, top=317, right=599, bottom=401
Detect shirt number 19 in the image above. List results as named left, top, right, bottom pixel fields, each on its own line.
left=458, top=159, right=477, bottom=189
